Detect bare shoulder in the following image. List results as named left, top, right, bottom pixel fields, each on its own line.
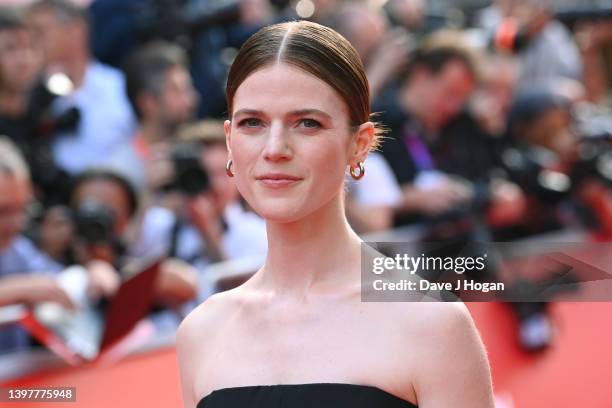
left=403, top=301, right=495, bottom=408
left=407, top=301, right=475, bottom=335
left=372, top=300, right=476, bottom=346
left=176, top=288, right=245, bottom=407
left=177, top=288, right=242, bottom=350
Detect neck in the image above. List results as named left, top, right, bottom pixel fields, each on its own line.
left=256, top=191, right=363, bottom=300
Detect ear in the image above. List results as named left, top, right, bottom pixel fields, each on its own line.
left=349, top=121, right=375, bottom=166
left=224, top=119, right=232, bottom=157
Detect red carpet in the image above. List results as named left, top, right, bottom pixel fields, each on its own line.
left=3, top=302, right=611, bottom=407
left=467, top=301, right=612, bottom=408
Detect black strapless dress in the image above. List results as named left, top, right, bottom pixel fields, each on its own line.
left=196, top=383, right=418, bottom=407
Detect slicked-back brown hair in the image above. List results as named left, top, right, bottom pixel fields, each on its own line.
left=226, top=20, right=382, bottom=150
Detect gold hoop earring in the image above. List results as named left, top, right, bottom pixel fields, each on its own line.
left=350, top=161, right=365, bottom=180
left=226, top=159, right=234, bottom=177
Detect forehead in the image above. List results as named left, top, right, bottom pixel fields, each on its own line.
left=435, top=61, right=475, bottom=94
left=164, top=65, right=190, bottom=84
left=438, top=60, right=473, bottom=82
left=74, top=179, right=127, bottom=205
left=232, top=63, right=349, bottom=118
left=155, top=65, right=188, bottom=95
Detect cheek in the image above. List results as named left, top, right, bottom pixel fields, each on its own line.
left=229, top=134, right=261, bottom=197
left=307, top=141, right=348, bottom=189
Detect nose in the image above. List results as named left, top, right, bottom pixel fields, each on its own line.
left=263, top=122, right=292, bottom=162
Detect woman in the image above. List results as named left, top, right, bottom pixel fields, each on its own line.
left=177, top=20, right=494, bottom=408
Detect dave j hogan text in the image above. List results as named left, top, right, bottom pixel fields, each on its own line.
left=372, top=279, right=505, bottom=293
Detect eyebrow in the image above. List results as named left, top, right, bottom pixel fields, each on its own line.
left=233, top=109, right=333, bottom=121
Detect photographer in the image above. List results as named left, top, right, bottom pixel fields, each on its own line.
left=329, top=1, right=412, bottom=101
left=493, top=88, right=612, bottom=351
left=377, top=32, right=526, bottom=234
left=109, top=40, right=226, bottom=269
left=27, top=0, right=137, bottom=175
left=109, top=41, right=198, bottom=192
left=505, top=89, right=612, bottom=239
left=0, top=6, right=66, bottom=205
left=0, top=137, right=66, bottom=354
left=480, top=0, right=584, bottom=92
left=88, top=0, right=273, bottom=118
left=68, top=170, right=199, bottom=313
left=0, top=138, right=121, bottom=354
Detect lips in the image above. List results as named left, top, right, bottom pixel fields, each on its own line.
left=256, top=173, right=303, bottom=188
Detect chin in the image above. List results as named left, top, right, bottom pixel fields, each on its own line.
left=248, top=195, right=311, bottom=224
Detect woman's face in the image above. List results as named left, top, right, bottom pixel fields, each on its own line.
left=225, top=63, right=371, bottom=223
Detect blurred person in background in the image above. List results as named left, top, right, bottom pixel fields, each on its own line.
left=480, top=0, right=584, bottom=92
left=88, top=0, right=276, bottom=118
left=0, top=6, right=42, bottom=156
left=385, top=0, right=427, bottom=33
left=574, top=16, right=612, bottom=104
left=469, top=53, right=519, bottom=139
left=110, top=41, right=198, bottom=192
left=68, top=170, right=199, bottom=329
left=35, top=204, right=74, bottom=265
left=377, top=32, right=525, bottom=231
left=112, top=41, right=228, bottom=272
left=0, top=5, right=67, bottom=205
left=0, top=137, right=117, bottom=354
left=505, top=89, right=612, bottom=239
left=0, top=137, right=67, bottom=355
left=27, top=0, right=136, bottom=175
left=329, top=1, right=412, bottom=101
left=497, top=88, right=612, bottom=351
left=384, top=0, right=426, bottom=33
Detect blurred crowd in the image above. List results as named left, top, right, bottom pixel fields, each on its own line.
left=1, top=0, right=612, bottom=357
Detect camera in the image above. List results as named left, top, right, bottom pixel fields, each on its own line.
left=73, top=200, right=115, bottom=245
left=162, top=142, right=211, bottom=197
left=28, top=72, right=80, bottom=139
